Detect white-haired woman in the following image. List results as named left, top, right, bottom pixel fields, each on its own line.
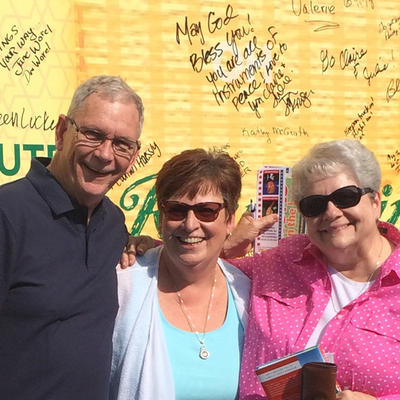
left=231, top=139, right=400, bottom=400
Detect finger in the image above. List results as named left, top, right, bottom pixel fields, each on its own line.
left=242, top=211, right=255, bottom=221
left=120, top=252, right=129, bottom=269
left=258, top=213, right=279, bottom=228
left=241, top=211, right=254, bottom=218
left=127, top=250, right=137, bottom=265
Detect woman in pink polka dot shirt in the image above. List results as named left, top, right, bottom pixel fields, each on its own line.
left=226, top=139, right=400, bottom=400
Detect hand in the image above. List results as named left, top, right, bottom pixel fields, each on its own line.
left=119, top=235, right=156, bottom=269
left=221, top=211, right=278, bottom=258
left=336, top=390, right=376, bottom=400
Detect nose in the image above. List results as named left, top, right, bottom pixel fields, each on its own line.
left=323, top=200, right=342, bottom=219
left=182, top=209, right=200, bottom=230
left=94, top=139, right=114, bottom=162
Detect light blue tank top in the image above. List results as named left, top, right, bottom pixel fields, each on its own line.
left=160, top=281, right=244, bottom=400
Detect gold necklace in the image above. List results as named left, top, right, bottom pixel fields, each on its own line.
left=172, top=268, right=217, bottom=360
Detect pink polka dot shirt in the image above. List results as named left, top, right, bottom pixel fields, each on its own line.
left=230, top=222, right=400, bottom=400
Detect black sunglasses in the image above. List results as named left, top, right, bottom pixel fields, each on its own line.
left=162, top=201, right=225, bottom=222
left=299, top=185, right=374, bottom=217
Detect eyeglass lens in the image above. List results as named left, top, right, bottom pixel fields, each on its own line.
left=67, top=116, right=139, bottom=156
left=299, top=185, right=373, bottom=217
left=163, top=201, right=224, bottom=222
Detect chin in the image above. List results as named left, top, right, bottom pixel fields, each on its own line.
left=80, top=183, right=111, bottom=203
left=326, top=237, right=356, bottom=251
left=313, top=233, right=353, bottom=251
left=82, top=177, right=113, bottom=193
left=177, top=253, right=204, bottom=266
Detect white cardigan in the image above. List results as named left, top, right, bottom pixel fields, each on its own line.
left=109, top=246, right=250, bottom=400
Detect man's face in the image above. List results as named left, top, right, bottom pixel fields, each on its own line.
left=54, top=93, right=140, bottom=209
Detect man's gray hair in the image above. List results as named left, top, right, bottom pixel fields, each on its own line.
left=67, top=75, right=144, bottom=134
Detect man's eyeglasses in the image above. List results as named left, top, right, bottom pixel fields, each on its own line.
left=299, top=185, right=374, bottom=217
left=66, top=116, right=140, bottom=158
left=162, top=201, right=225, bottom=222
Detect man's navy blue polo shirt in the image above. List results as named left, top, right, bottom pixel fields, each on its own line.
left=0, top=158, right=128, bottom=400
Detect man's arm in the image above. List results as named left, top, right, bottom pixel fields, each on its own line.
left=119, top=211, right=278, bottom=268
left=0, top=209, right=16, bottom=310
left=120, top=235, right=157, bottom=268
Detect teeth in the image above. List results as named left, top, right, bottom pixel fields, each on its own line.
left=180, top=237, right=203, bottom=244
left=84, top=164, right=109, bottom=175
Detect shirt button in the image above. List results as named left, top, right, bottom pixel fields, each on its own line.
left=337, top=314, right=344, bottom=319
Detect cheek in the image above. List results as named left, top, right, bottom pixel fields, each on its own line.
left=161, top=219, right=180, bottom=235
left=211, top=222, right=231, bottom=240
left=114, top=157, right=133, bottom=174
left=304, top=217, right=316, bottom=229
left=303, top=219, right=320, bottom=237
left=72, top=143, right=91, bottom=162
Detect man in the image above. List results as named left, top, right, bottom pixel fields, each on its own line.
left=0, top=75, right=143, bottom=400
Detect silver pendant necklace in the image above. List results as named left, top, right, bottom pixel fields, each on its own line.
left=174, top=268, right=217, bottom=360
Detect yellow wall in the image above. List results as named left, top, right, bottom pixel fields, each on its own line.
left=1, top=0, right=399, bottom=237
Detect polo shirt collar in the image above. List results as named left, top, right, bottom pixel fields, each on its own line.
left=26, top=157, right=100, bottom=217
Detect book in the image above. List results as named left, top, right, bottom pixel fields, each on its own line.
left=255, top=346, right=328, bottom=400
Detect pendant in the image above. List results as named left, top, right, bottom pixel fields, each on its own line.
left=199, top=345, right=210, bottom=360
